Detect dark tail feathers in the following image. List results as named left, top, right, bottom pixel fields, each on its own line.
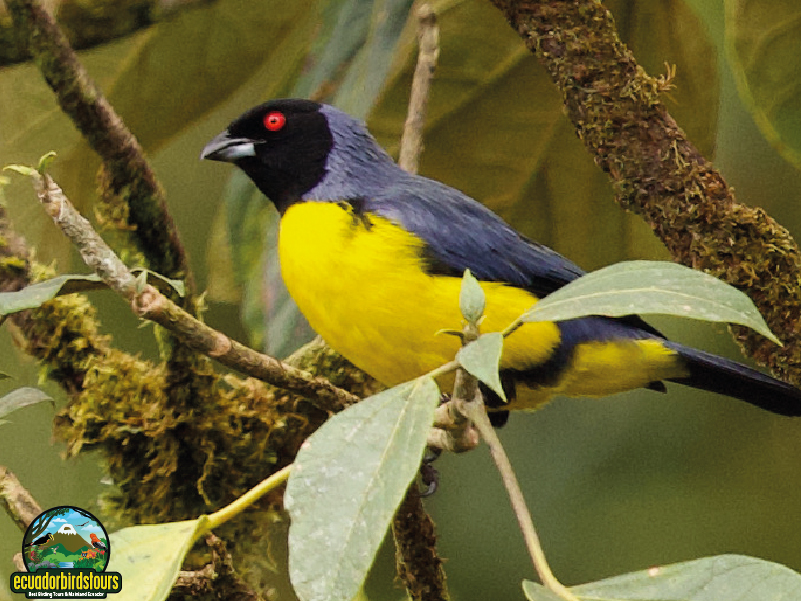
left=664, top=342, right=801, bottom=417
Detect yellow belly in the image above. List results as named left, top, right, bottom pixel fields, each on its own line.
left=278, top=201, right=687, bottom=408
left=278, top=202, right=558, bottom=383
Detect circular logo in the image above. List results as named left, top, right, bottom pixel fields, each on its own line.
left=22, top=506, right=110, bottom=573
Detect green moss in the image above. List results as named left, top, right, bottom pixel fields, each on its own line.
left=52, top=349, right=341, bottom=525
left=0, top=255, right=28, bottom=274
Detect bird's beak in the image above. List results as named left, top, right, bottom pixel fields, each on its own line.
left=200, top=131, right=256, bottom=162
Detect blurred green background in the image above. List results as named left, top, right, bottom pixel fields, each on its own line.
left=3, top=0, right=801, bottom=599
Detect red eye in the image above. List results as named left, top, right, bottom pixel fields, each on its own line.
left=264, top=111, right=286, bottom=131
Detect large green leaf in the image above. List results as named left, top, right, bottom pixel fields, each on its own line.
left=725, top=0, right=801, bottom=169
left=296, top=0, right=415, bottom=117
left=523, top=554, right=801, bottom=600
left=521, top=260, right=779, bottom=344
left=285, top=377, right=440, bottom=601
left=1, top=0, right=322, bottom=160
left=104, top=0, right=323, bottom=152
left=61, top=0, right=326, bottom=207
left=107, top=518, right=204, bottom=601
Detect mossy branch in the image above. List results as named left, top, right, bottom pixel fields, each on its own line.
left=33, top=172, right=360, bottom=412
left=6, top=0, right=211, bottom=401
left=488, top=0, right=801, bottom=385
left=1, top=177, right=371, bottom=524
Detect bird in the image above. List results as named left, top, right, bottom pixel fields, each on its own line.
left=23, top=533, right=53, bottom=549
left=90, top=533, right=107, bottom=552
left=201, top=98, right=801, bottom=418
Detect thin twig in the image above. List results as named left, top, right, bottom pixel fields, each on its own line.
left=446, top=282, right=573, bottom=598
left=398, top=3, right=440, bottom=175
left=35, top=175, right=138, bottom=299
left=461, top=400, right=579, bottom=601
left=428, top=354, right=481, bottom=454
left=1, top=466, right=44, bottom=574
left=32, top=173, right=360, bottom=411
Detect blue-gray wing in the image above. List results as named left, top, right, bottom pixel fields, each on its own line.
left=362, top=173, right=666, bottom=399
left=365, top=174, right=585, bottom=297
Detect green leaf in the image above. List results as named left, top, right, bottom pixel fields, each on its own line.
left=572, top=554, right=801, bottom=600
left=0, top=388, right=53, bottom=423
left=0, top=275, right=107, bottom=316
left=37, top=151, right=57, bottom=174
left=0, top=272, right=185, bottom=317
left=134, top=270, right=148, bottom=295
left=460, top=269, right=485, bottom=323
left=3, top=164, right=38, bottom=177
left=521, top=260, right=780, bottom=345
left=521, top=582, right=565, bottom=601
left=130, top=269, right=186, bottom=298
left=725, top=0, right=801, bottom=168
left=2, top=0, right=329, bottom=268
left=315, top=0, right=417, bottom=119
left=107, top=518, right=204, bottom=601
left=285, top=377, right=440, bottom=601
left=456, top=332, right=506, bottom=401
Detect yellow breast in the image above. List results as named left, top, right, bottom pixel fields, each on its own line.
left=278, top=202, right=560, bottom=388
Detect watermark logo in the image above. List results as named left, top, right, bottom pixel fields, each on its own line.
left=10, top=506, right=122, bottom=598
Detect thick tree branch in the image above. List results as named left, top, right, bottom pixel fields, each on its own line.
left=488, top=0, right=801, bottom=385
left=393, top=483, right=449, bottom=601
